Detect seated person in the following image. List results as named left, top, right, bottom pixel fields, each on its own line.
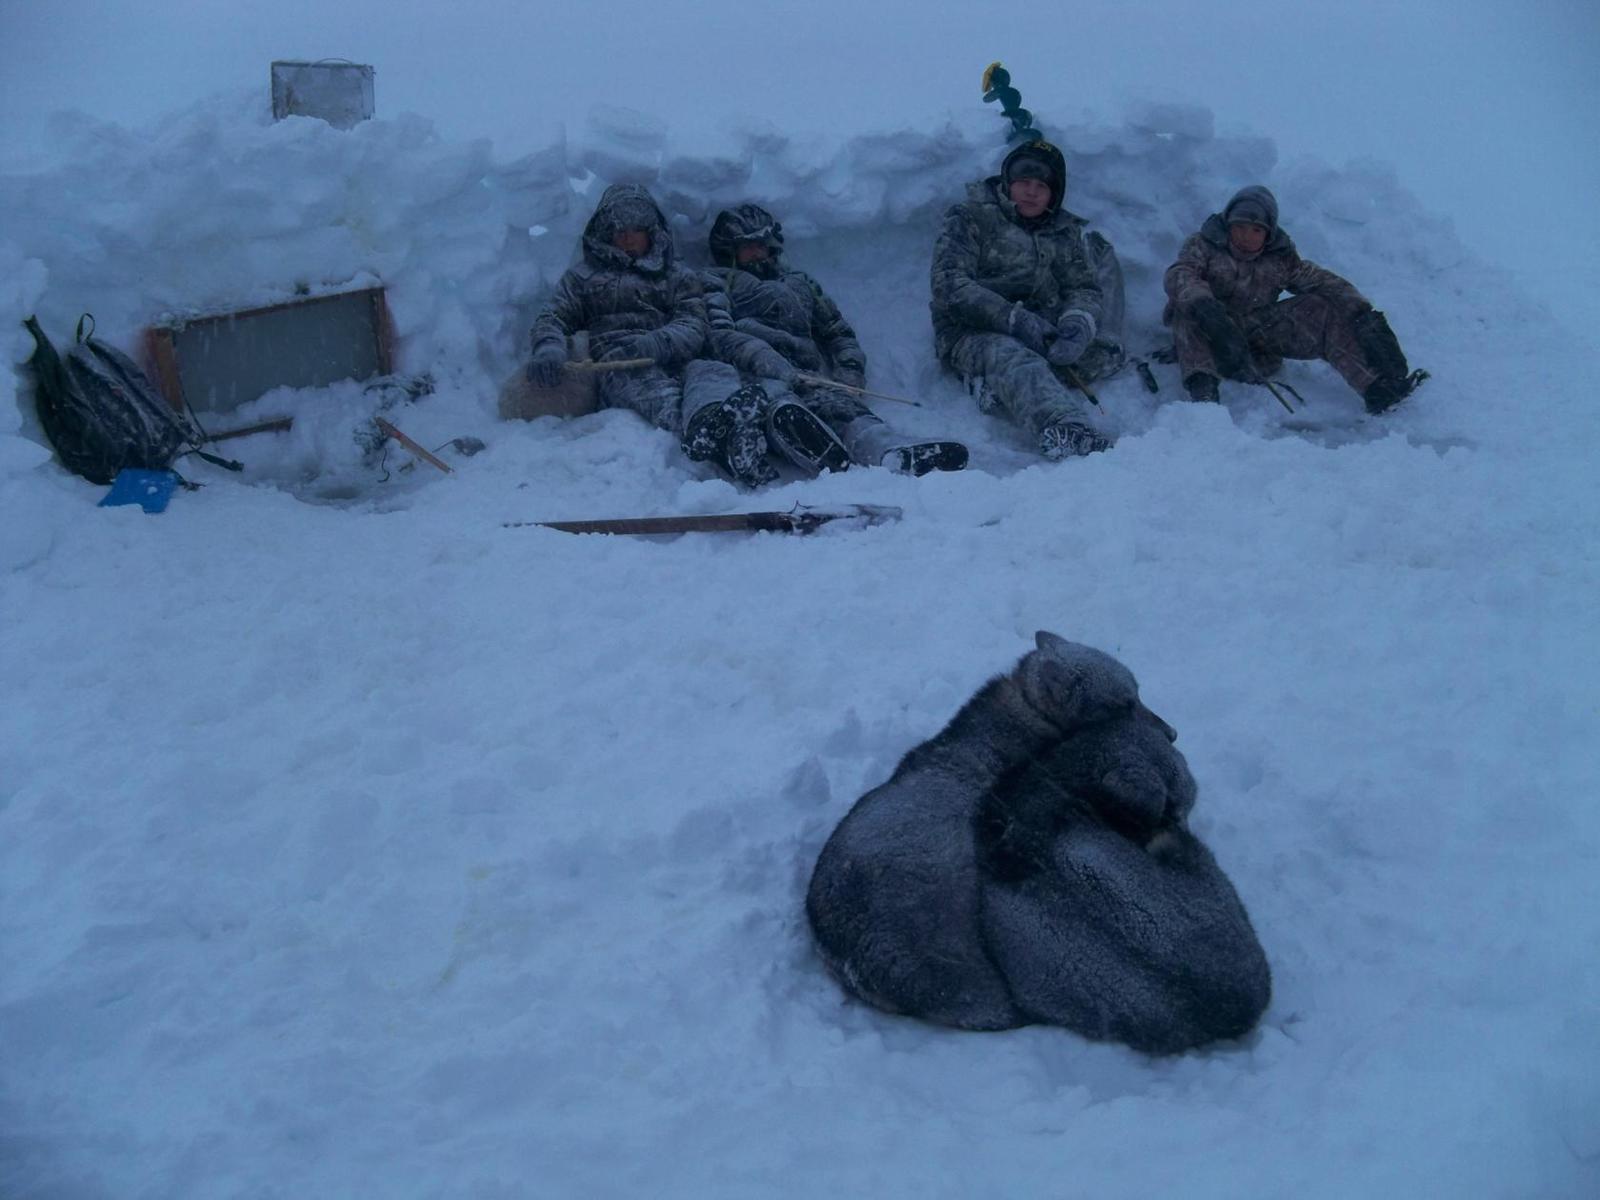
left=1164, top=184, right=1423, bottom=412
left=528, top=184, right=770, bottom=485
left=930, top=139, right=1125, bottom=460
left=695, top=204, right=966, bottom=478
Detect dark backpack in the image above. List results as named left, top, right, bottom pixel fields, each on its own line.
left=22, top=314, right=240, bottom=485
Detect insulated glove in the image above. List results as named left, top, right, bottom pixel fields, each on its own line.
left=527, top=342, right=567, bottom=388
left=1187, top=297, right=1256, bottom=379
left=1047, top=310, right=1096, bottom=366
left=1008, top=304, right=1054, bottom=356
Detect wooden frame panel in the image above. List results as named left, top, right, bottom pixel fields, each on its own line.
left=144, top=287, right=395, bottom=415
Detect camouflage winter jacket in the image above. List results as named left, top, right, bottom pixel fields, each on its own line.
left=1163, top=187, right=1366, bottom=324
left=530, top=184, right=709, bottom=367
left=930, top=177, right=1103, bottom=360
left=701, top=264, right=867, bottom=385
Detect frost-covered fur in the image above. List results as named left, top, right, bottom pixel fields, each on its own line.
left=806, top=632, right=1271, bottom=1054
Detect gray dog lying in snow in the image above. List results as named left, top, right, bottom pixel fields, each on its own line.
left=805, top=632, right=1270, bottom=1055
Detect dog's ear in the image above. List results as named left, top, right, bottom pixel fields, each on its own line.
left=1019, top=634, right=1139, bottom=729
left=1034, top=630, right=1073, bottom=658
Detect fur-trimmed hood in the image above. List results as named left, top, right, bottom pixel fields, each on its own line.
left=708, top=203, right=784, bottom=279
left=581, top=184, right=675, bottom=277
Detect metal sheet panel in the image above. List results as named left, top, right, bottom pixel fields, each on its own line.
left=270, top=60, right=375, bottom=129
left=150, top=288, right=393, bottom=414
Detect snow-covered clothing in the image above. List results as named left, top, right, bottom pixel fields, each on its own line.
left=529, top=185, right=711, bottom=431
left=946, top=331, right=1094, bottom=438
left=930, top=159, right=1107, bottom=359
left=806, top=632, right=1271, bottom=1053
left=765, top=379, right=904, bottom=469
left=699, top=270, right=891, bottom=468
left=703, top=203, right=959, bottom=472
left=706, top=204, right=866, bottom=386
left=930, top=142, right=1123, bottom=448
left=1163, top=185, right=1379, bottom=391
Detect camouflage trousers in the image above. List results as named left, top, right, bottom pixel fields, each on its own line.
left=1171, top=293, right=1379, bottom=393
left=946, top=333, right=1115, bottom=439
left=940, top=234, right=1125, bottom=441
left=599, top=358, right=744, bottom=437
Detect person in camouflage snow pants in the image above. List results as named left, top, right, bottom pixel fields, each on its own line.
left=528, top=184, right=760, bottom=480
left=930, top=140, right=1126, bottom=460
left=1164, top=185, right=1421, bottom=413
left=697, top=204, right=967, bottom=478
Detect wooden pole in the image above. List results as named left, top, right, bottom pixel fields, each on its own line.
left=205, top=416, right=293, bottom=443
left=793, top=374, right=922, bottom=408
left=503, top=503, right=902, bottom=537
left=1259, top=379, right=1296, bottom=414
left=373, top=416, right=453, bottom=474
left=1059, top=366, right=1101, bottom=407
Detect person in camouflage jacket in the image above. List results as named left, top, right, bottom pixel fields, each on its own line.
left=930, top=140, right=1125, bottom=460
left=528, top=185, right=773, bottom=485
left=698, top=204, right=967, bottom=477
left=1164, top=185, right=1421, bottom=413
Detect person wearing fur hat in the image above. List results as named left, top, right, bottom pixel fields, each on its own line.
left=930, top=139, right=1127, bottom=460
left=1164, top=184, right=1423, bottom=412
left=696, top=203, right=968, bottom=477
left=529, top=184, right=779, bottom=486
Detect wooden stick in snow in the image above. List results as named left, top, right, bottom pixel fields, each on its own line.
left=794, top=374, right=923, bottom=408
left=373, top=416, right=453, bottom=474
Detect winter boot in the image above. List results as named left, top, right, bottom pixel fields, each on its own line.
left=683, top=384, right=777, bottom=486
left=1350, top=308, right=1411, bottom=382
left=767, top=400, right=852, bottom=474
left=1183, top=372, right=1220, bottom=403
left=724, top=422, right=779, bottom=487
left=882, top=441, right=969, bottom=476
left=1039, top=421, right=1111, bottom=460
left=1363, top=371, right=1428, bottom=415
left=681, top=400, right=736, bottom=463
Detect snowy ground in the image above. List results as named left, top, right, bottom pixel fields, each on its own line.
left=3, top=90, right=1598, bottom=1199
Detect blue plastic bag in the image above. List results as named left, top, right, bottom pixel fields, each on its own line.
left=99, top=468, right=181, bottom=513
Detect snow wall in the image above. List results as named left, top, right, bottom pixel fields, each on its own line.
left=1, top=89, right=1511, bottom=493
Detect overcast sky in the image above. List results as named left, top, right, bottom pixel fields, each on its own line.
left=3, top=0, right=1595, bottom=330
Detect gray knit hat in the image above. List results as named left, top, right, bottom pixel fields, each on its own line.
left=1223, top=185, right=1279, bottom=230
